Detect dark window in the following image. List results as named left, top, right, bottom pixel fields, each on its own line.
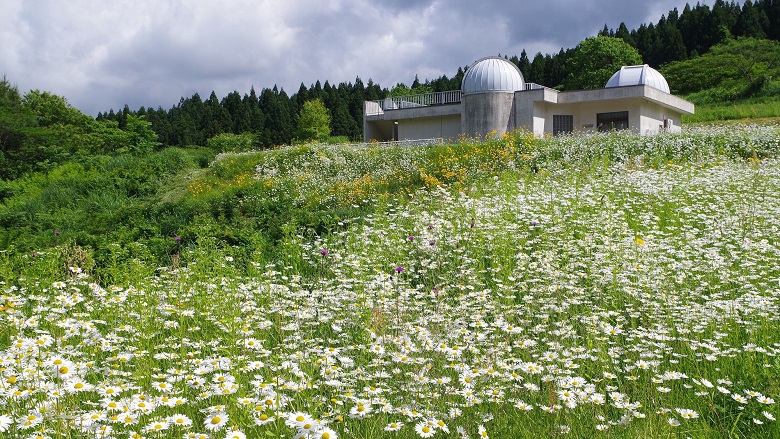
left=597, top=111, right=629, bottom=132
left=553, top=115, right=573, bottom=135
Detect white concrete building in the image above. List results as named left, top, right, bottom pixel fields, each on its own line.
left=364, top=57, right=694, bottom=142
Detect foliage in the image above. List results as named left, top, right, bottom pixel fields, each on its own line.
left=388, top=82, right=434, bottom=97
left=663, top=38, right=780, bottom=96
left=206, top=132, right=256, bottom=153
left=295, top=99, right=331, bottom=142
left=708, top=37, right=780, bottom=84
left=0, top=148, right=200, bottom=280
left=0, top=82, right=161, bottom=178
left=562, top=36, right=643, bottom=90
left=122, top=114, right=161, bottom=153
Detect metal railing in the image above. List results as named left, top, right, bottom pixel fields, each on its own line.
left=365, top=85, right=550, bottom=115
left=366, top=90, right=462, bottom=115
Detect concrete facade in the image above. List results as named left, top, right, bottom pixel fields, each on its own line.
left=462, top=92, right=517, bottom=138
left=363, top=59, right=694, bottom=142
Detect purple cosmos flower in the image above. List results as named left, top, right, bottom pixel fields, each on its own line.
left=54, top=231, right=61, bottom=236
left=320, top=249, right=329, bottom=256
left=408, top=235, right=415, bottom=242
left=395, top=266, right=404, bottom=273
left=174, top=236, right=182, bottom=243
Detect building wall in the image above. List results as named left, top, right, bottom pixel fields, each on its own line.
left=364, top=102, right=461, bottom=142
left=516, top=89, right=542, bottom=135
left=523, top=99, right=650, bottom=135
left=364, top=120, right=395, bottom=141
left=397, top=115, right=461, bottom=141
left=462, top=93, right=516, bottom=138
left=638, top=102, right=682, bottom=134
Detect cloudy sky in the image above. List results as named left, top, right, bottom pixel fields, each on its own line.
left=2, top=0, right=705, bottom=116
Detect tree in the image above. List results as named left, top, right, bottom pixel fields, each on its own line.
left=259, top=86, right=294, bottom=147
left=615, top=22, right=633, bottom=45
left=0, top=76, right=38, bottom=178
left=632, top=23, right=658, bottom=66
left=206, top=132, right=256, bottom=152
left=528, top=52, right=547, bottom=85
left=661, top=38, right=780, bottom=95
left=295, top=99, right=331, bottom=142
left=656, top=18, right=688, bottom=64
left=709, top=37, right=780, bottom=86
left=22, top=89, right=92, bottom=128
left=562, top=36, right=643, bottom=90
left=124, top=114, right=161, bottom=153
left=0, top=74, right=21, bottom=108
left=734, top=0, right=769, bottom=38
left=545, top=50, right=568, bottom=88
left=661, top=52, right=744, bottom=95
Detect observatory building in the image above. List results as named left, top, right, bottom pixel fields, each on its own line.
left=363, top=57, right=694, bottom=142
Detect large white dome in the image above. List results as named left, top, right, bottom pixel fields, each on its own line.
left=461, top=57, right=525, bottom=95
left=606, top=65, right=670, bottom=93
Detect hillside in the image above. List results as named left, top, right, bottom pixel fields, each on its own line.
left=1, top=125, right=779, bottom=438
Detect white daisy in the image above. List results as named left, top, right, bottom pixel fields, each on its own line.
left=203, top=412, right=228, bottom=432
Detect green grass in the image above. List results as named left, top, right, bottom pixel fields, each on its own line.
left=682, top=82, right=780, bottom=123
left=0, top=125, right=779, bottom=438
left=684, top=98, right=780, bottom=123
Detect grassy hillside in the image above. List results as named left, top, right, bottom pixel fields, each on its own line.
left=683, top=97, right=780, bottom=124
left=1, top=125, right=779, bottom=438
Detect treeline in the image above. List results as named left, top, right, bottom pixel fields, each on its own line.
left=96, top=71, right=466, bottom=149
left=99, top=81, right=379, bottom=148
left=600, top=0, right=778, bottom=64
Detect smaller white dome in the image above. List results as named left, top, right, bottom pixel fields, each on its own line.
left=606, top=65, right=670, bottom=93
left=462, top=57, right=525, bottom=95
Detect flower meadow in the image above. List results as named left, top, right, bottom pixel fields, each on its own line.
left=2, top=125, right=780, bottom=438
